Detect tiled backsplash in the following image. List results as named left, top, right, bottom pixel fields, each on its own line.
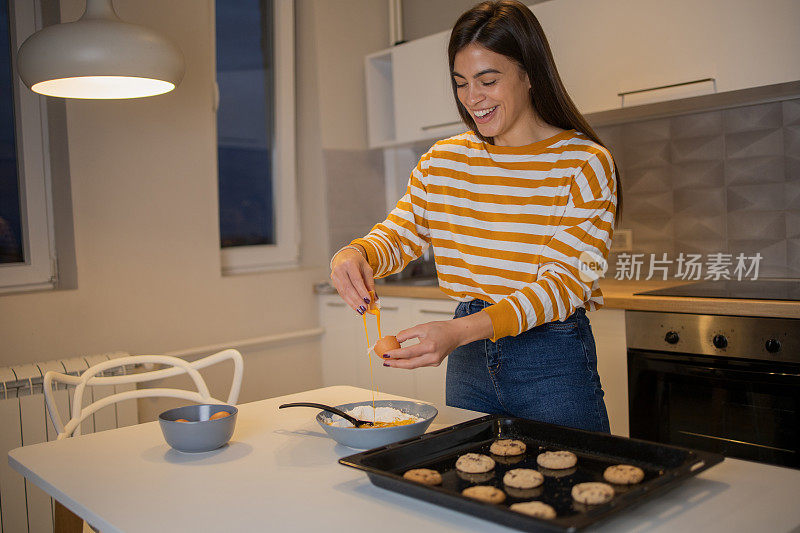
left=596, top=97, right=800, bottom=279
left=325, top=96, right=800, bottom=279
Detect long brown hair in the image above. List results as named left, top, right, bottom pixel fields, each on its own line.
left=448, top=0, right=622, bottom=217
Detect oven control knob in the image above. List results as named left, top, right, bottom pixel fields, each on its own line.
left=664, top=331, right=680, bottom=344
left=765, top=338, right=781, bottom=353
left=713, top=334, right=728, bottom=349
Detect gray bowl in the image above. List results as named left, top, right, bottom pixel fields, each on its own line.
left=158, top=404, right=237, bottom=453
left=316, top=400, right=438, bottom=450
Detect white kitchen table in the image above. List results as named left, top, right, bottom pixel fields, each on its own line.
left=8, top=386, right=800, bottom=532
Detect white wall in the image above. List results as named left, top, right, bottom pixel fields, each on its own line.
left=313, top=0, right=389, bottom=150
left=401, top=1, right=550, bottom=42
left=0, top=0, right=335, bottom=409
left=401, top=0, right=475, bottom=42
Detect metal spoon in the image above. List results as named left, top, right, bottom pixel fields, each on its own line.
left=278, top=402, right=374, bottom=428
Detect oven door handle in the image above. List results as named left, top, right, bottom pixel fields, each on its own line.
left=680, top=363, right=800, bottom=382
left=631, top=351, right=800, bottom=383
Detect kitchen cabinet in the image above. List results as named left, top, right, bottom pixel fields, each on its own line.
left=590, top=309, right=629, bottom=436
left=319, top=295, right=628, bottom=434
left=319, top=295, right=422, bottom=398
left=365, top=0, right=800, bottom=145
left=364, top=51, right=395, bottom=147
left=407, top=298, right=457, bottom=406
left=532, top=0, right=800, bottom=112
left=533, top=0, right=716, bottom=112
left=319, top=295, right=455, bottom=402
left=361, top=299, right=417, bottom=397
left=365, top=32, right=463, bottom=147
left=319, top=298, right=362, bottom=389
left=391, top=32, right=462, bottom=144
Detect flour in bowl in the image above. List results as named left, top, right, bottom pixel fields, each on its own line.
left=328, top=406, right=421, bottom=428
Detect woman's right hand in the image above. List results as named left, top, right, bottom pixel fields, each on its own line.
left=330, top=246, right=375, bottom=315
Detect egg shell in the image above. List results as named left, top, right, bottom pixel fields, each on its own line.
left=367, top=290, right=379, bottom=311
left=374, top=335, right=401, bottom=357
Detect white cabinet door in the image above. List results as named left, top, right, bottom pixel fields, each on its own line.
left=531, top=0, right=622, bottom=114
left=532, top=0, right=717, bottom=113
left=319, top=297, right=363, bottom=388
left=704, top=0, right=800, bottom=94
left=320, top=294, right=458, bottom=404
left=392, top=32, right=462, bottom=143
left=366, top=297, right=418, bottom=397
left=409, top=299, right=457, bottom=406
left=320, top=295, right=418, bottom=396
left=589, top=308, right=628, bottom=436
left=368, top=0, right=800, bottom=145
left=365, top=51, right=395, bottom=147
left=533, top=0, right=800, bottom=113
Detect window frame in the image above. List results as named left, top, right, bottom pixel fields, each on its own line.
left=0, top=0, right=57, bottom=294
left=217, top=0, right=298, bottom=275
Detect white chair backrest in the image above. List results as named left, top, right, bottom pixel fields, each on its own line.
left=43, top=349, right=244, bottom=440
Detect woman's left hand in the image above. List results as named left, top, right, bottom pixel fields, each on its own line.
left=382, top=320, right=461, bottom=369
left=382, top=311, right=494, bottom=369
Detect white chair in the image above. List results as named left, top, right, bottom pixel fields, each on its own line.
left=42, top=349, right=243, bottom=532
left=43, top=349, right=244, bottom=440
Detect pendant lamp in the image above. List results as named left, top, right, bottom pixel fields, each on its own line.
left=17, top=0, right=184, bottom=99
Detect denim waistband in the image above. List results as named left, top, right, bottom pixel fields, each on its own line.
left=458, top=298, right=586, bottom=319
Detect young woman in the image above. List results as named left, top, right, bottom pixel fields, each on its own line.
left=329, top=0, right=618, bottom=432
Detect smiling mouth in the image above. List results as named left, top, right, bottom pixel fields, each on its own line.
left=473, top=105, right=497, bottom=118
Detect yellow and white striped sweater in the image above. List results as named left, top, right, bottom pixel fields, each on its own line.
left=352, top=129, right=617, bottom=342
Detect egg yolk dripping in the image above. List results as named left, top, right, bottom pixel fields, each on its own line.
left=362, top=418, right=416, bottom=428
left=362, top=290, right=381, bottom=419
left=328, top=417, right=416, bottom=429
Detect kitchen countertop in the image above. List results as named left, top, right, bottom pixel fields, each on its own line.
left=9, top=386, right=800, bottom=532
left=317, top=279, right=800, bottom=319
left=597, top=279, right=800, bottom=318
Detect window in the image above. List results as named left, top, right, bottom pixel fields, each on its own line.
left=215, top=0, right=297, bottom=274
left=0, top=0, right=56, bottom=293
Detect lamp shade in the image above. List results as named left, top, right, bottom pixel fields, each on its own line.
left=17, top=0, right=184, bottom=99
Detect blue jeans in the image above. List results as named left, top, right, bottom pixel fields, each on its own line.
left=446, top=299, right=610, bottom=433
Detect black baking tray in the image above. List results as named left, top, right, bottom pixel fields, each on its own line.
left=339, top=415, right=724, bottom=532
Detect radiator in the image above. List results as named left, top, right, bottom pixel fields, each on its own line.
left=0, top=352, right=137, bottom=533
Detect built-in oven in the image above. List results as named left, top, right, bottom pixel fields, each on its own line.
left=626, top=310, right=800, bottom=469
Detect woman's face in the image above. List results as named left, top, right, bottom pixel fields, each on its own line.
left=452, top=43, right=533, bottom=145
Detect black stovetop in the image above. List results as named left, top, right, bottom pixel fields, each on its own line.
left=635, top=279, right=800, bottom=301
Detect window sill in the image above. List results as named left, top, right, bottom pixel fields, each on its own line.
left=0, top=280, right=56, bottom=296
left=221, top=259, right=301, bottom=276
